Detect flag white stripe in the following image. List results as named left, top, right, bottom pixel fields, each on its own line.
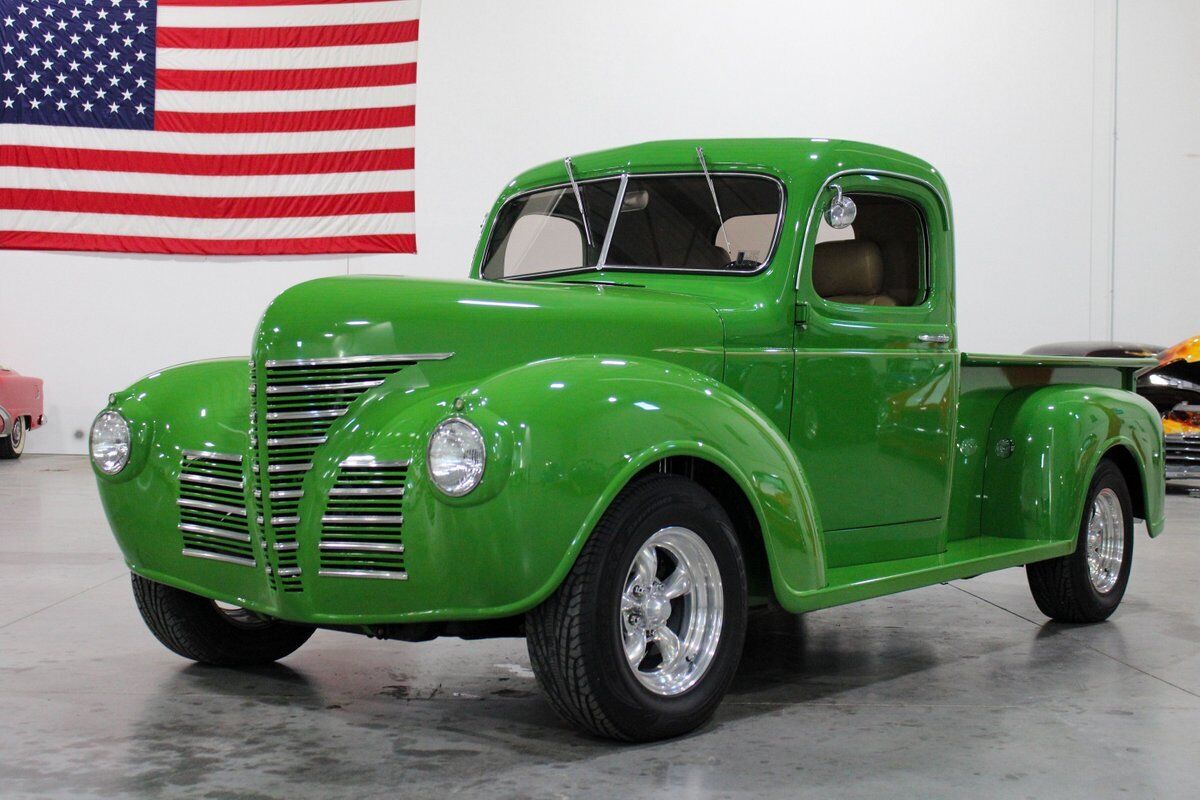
left=1, top=167, right=414, bottom=197
left=3, top=210, right=414, bottom=238
left=155, top=84, right=417, bottom=114
left=0, top=124, right=414, bottom=154
left=158, top=0, right=420, bottom=29
left=157, top=42, right=418, bottom=71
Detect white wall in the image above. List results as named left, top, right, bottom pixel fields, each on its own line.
left=2, top=0, right=1194, bottom=454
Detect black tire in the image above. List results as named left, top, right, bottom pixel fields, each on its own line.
left=526, top=474, right=748, bottom=742
left=131, top=573, right=315, bottom=666
left=0, top=416, right=25, bottom=459
left=1026, top=459, right=1134, bottom=623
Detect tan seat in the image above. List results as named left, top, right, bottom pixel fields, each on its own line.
left=812, top=240, right=897, bottom=306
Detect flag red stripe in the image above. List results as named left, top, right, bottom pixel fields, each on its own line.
left=0, top=231, right=416, bottom=255
left=154, top=105, right=415, bottom=133
left=157, top=63, right=417, bottom=91
left=157, top=20, right=418, bottom=49
left=0, top=145, right=414, bottom=176
left=0, top=189, right=414, bottom=218
left=160, top=0, right=390, bottom=6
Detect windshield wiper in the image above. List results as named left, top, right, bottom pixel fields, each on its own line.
left=563, top=157, right=594, bottom=248
left=696, top=146, right=734, bottom=255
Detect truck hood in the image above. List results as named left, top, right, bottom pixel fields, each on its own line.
left=253, top=276, right=726, bottom=383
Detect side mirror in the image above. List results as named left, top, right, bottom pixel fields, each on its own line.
left=824, top=184, right=856, bottom=229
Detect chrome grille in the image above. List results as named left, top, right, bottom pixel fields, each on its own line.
left=251, top=354, right=450, bottom=591
left=178, top=451, right=255, bottom=567
left=318, top=457, right=409, bottom=581
left=1165, top=434, right=1200, bottom=479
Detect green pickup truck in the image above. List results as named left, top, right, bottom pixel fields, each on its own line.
left=91, top=139, right=1166, bottom=742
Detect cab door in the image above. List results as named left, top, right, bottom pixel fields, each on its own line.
left=790, top=174, right=956, bottom=567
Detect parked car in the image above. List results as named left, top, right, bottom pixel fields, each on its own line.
left=90, top=139, right=1166, bottom=741
left=1028, top=336, right=1200, bottom=479
left=0, top=365, right=44, bottom=459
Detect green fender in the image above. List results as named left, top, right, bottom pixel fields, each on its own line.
left=980, top=385, right=1166, bottom=543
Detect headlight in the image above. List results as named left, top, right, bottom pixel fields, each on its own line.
left=90, top=410, right=131, bottom=475
left=427, top=417, right=485, bottom=497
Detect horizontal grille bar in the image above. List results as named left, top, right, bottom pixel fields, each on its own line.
left=321, top=514, right=404, bottom=525
left=178, top=523, right=251, bottom=543
left=181, top=450, right=243, bottom=464
left=267, top=408, right=348, bottom=421
left=182, top=549, right=256, bottom=568
left=178, top=498, right=247, bottom=517
left=180, top=473, right=244, bottom=490
left=340, top=455, right=412, bottom=468
left=267, top=435, right=328, bottom=447
left=268, top=462, right=312, bottom=474
left=266, top=380, right=384, bottom=395
left=318, top=568, right=408, bottom=581
left=266, top=353, right=454, bottom=369
left=319, top=540, right=405, bottom=553
left=328, top=486, right=405, bottom=497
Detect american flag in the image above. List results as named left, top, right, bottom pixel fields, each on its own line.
left=0, top=0, right=418, bottom=254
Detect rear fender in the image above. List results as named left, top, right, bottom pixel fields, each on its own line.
left=981, top=385, right=1166, bottom=542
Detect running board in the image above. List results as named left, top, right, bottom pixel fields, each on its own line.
left=785, top=536, right=1074, bottom=614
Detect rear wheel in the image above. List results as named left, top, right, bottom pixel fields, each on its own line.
left=526, top=474, right=748, bottom=741
left=0, top=416, right=25, bottom=459
left=1026, top=459, right=1134, bottom=623
left=131, top=574, right=314, bottom=665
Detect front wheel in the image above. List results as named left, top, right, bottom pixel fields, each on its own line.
left=526, top=474, right=748, bottom=741
left=0, top=415, right=25, bottom=459
left=131, top=574, right=315, bottom=666
left=1026, top=459, right=1134, bottom=623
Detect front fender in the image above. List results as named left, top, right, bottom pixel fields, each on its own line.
left=981, top=385, right=1166, bottom=543
left=296, top=355, right=825, bottom=623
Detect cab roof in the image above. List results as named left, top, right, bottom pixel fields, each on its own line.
left=507, top=138, right=946, bottom=198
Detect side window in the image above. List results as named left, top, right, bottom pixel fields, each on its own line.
left=811, top=194, right=926, bottom=307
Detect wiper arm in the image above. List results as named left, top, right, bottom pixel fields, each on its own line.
left=696, top=146, right=733, bottom=255
left=563, top=157, right=594, bottom=248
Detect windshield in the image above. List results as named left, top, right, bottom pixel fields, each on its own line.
left=481, top=174, right=781, bottom=280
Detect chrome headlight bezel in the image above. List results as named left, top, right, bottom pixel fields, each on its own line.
left=90, top=409, right=131, bottom=475
left=427, top=417, right=486, bottom=497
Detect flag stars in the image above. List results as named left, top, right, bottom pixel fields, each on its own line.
left=134, top=102, right=144, bottom=115
left=2, top=98, right=13, bottom=109
left=55, top=99, right=65, bottom=110
left=81, top=100, right=92, bottom=111
left=107, top=101, right=117, bottom=113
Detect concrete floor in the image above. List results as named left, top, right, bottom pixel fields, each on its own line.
left=2, top=455, right=1198, bottom=799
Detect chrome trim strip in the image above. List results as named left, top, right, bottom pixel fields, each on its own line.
left=181, top=549, right=256, bottom=568
left=269, top=489, right=303, bottom=500
left=340, top=455, right=411, bottom=468
left=177, top=498, right=247, bottom=516
left=274, top=542, right=299, bottom=552
left=181, top=449, right=243, bottom=464
left=265, top=353, right=454, bottom=369
left=178, top=523, right=252, bottom=543
left=180, top=473, right=244, bottom=490
left=266, top=435, right=327, bottom=447
left=268, top=462, right=311, bottom=474
left=321, top=514, right=404, bottom=525
left=266, top=408, right=347, bottom=421
left=271, top=516, right=300, bottom=526
left=276, top=567, right=302, bottom=577
left=318, top=569, right=408, bottom=581
left=328, top=486, right=405, bottom=497
left=266, top=380, right=384, bottom=395
left=319, top=541, right=405, bottom=553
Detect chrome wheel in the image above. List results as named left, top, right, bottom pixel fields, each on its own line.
left=619, top=526, right=724, bottom=697
left=8, top=417, right=24, bottom=453
left=1086, top=487, right=1125, bottom=594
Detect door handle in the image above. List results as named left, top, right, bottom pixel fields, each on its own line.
left=918, top=333, right=951, bottom=344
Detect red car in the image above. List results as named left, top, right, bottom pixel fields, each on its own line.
left=0, top=365, right=44, bottom=459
